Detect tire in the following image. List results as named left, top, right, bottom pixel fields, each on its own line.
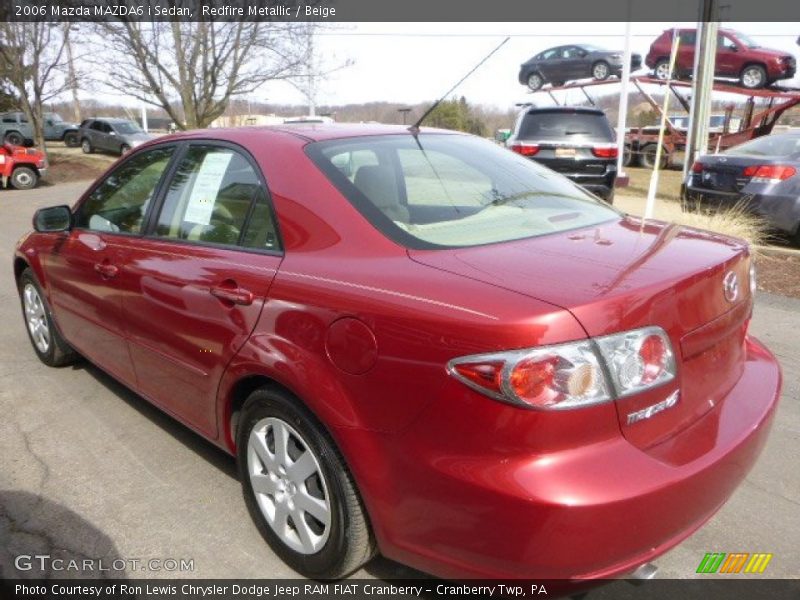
left=654, top=58, right=672, bottom=81
left=592, top=61, right=611, bottom=81
left=623, top=145, right=638, bottom=167
left=527, top=72, right=544, bottom=91
left=640, top=144, right=669, bottom=170
left=120, top=144, right=131, bottom=156
left=740, top=64, right=767, bottom=89
left=237, top=387, right=375, bottom=579
left=18, top=269, right=78, bottom=367
left=81, top=138, right=93, bottom=154
left=4, top=131, right=24, bottom=146
left=10, top=167, right=38, bottom=190
left=63, top=132, right=79, bottom=147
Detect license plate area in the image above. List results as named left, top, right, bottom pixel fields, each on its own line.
left=555, top=147, right=577, bottom=158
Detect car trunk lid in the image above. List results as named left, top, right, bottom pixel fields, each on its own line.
left=409, top=216, right=753, bottom=453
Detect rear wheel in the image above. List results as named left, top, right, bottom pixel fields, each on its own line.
left=640, top=144, right=669, bottom=170
left=740, top=64, right=767, bottom=89
left=592, top=61, right=610, bottom=81
left=10, top=167, right=37, bottom=190
left=63, top=132, right=79, bottom=147
left=81, top=138, right=93, bottom=154
left=237, top=387, right=375, bottom=579
left=18, top=269, right=78, bottom=367
left=623, top=145, right=639, bottom=167
left=4, top=131, right=24, bottom=146
left=654, top=59, right=672, bottom=81
left=527, top=72, right=544, bottom=91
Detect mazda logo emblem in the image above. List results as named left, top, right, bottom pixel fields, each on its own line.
left=723, top=271, right=739, bottom=303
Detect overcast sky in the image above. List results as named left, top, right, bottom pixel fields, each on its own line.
left=92, top=22, right=800, bottom=111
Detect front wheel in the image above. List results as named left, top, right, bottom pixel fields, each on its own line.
left=527, top=72, right=544, bottom=91
left=10, top=167, right=38, bottom=190
left=640, top=144, right=669, bottom=170
left=592, top=61, right=610, bottom=81
left=63, top=132, right=80, bottom=147
left=740, top=65, right=767, bottom=89
left=237, top=387, right=375, bottom=579
left=18, top=269, right=78, bottom=367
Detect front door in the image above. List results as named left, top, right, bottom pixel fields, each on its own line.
left=117, top=143, right=283, bottom=437
left=45, top=145, right=177, bottom=387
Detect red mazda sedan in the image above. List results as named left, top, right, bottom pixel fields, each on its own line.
left=14, top=124, right=781, bottom=581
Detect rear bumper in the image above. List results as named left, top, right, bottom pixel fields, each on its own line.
left=686, top=186, right=800, bottom=234
left=360, top=336, right=781, bottom=580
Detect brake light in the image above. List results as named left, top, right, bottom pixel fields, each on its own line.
left=742, top=165, right=796, bottom=181
left=591, top=146, right=618, bottom=158
left=511, top=143, right=540, bottom=156
left=448, top=326, right=675, bottom=410
left=691, top=161, right=704, bottom=173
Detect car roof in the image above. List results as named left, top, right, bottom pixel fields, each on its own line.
left=523, top=106, right=606, bottom=116
left=162, top=123, right=461, bottom=143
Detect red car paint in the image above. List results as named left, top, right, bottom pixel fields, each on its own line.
left=13, top=124, right=781, bottom=581
left=645, top=28, right=796, bottom=86
left=1, top=142, right=46, bottom=189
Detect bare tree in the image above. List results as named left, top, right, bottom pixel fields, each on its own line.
left=0, top=22, right=70, bottom=150
left=95, top=16, right=314, bottom=130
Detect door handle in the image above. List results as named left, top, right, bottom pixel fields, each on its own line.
left=210, top=285, right=254, bottom=306
left=94, top=262, right=118, bottom=278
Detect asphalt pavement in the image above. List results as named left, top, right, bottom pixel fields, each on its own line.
left=0, top=181, right=797, bottom=586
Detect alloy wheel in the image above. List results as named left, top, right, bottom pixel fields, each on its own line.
left=655, top=62, right=671, bottom=80
left=247, top=417, right=332, bottom=555
left=23, top=283, right=50, bottom=354
left=593, top=63, right=609, bottom=79
left=742, top=67, right=764, bottom=89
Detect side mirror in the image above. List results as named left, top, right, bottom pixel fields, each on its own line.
left=33, top=205, right=72, bottom=233
left=578, top=50, right=588, bottom=58
left=109, top=131, right=117, bottom=136
left=730, top=45, right=739, bottom=52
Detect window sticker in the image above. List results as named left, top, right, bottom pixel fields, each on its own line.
left=183, top=151, right=233, bottom=225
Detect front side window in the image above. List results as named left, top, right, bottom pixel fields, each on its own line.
left=75, top=146, right=175, bottom=234
left=306, top=134, right=618, bottom=249
left=154, top=145, right=278, bottom=249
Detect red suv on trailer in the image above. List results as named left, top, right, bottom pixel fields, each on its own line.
left=646, top=28, right=796, bottom=89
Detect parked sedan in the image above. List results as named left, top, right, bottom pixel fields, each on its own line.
left=15, top=124, right=780, bottom=583
left=519, top=44, right=642, bottom=90
left=686, top=132, right=800, bottom=245
left=79, top=117, right=154, bottom=156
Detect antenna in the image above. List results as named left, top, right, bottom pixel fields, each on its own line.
left=409, top=37, right=510, bottom=132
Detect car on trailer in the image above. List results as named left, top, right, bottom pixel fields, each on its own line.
left=519, top=44, right=642, bottom=91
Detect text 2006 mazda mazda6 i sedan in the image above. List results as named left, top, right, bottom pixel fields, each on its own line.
left=14, top=124, right=781, bottom=581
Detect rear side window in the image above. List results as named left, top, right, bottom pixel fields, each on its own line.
left=76, top=146, right=175, bottom=234
left=154, top=145, right=279, bottom=250
left=306, top=134, right=618, bottom=249
left=518, top=111, right=614, bottom=142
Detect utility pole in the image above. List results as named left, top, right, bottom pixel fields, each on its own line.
left=615, top=12, right=633, bottom=187
left=63, top=23, right=81, bottom=123
left=683, top=0, right=719, bottom=180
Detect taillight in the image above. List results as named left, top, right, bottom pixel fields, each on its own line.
left=742, top=164, right=796, bottom=182
left=511, top=143, right=540, bottom=156
left=448, top=326, right=676, bottom=410
left=591, top=146, right=618, bottom=158
left=691, top=161, right=704, bottom=173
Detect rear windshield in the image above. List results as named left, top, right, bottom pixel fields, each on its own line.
left=518, top=111, right=614, bottom=142
left=725, top=134, right=800, bottom=157
left=306, top=134, right=618, bottom=249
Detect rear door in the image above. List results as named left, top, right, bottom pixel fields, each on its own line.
left=117, top=142, right=282, bottom=437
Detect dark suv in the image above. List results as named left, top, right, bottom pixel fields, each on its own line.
left=506, top=106, right=617, bottom=202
